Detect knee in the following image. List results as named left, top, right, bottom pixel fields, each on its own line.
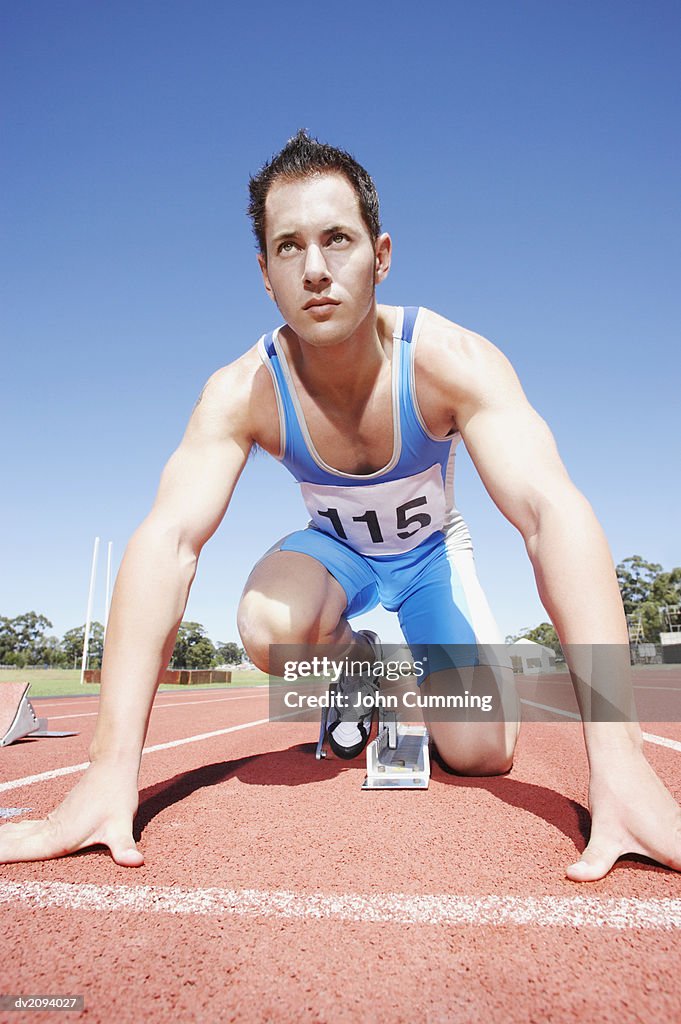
left=439, top=747, right=514, bottom=777
left=236, top=593, right=287, bottom=670
left=430, top=724, right=515, bottom=777
left=237, top=591, right=335, bottom=671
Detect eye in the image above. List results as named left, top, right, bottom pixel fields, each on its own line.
left=329, top=232, right=348, bottom=245
left=277, top=240, right=299, bottom=254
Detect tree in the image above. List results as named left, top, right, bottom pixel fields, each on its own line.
left=506, top=622, right=562, bottom=657
left=616, top=557, right=663, bottom=615
left=61, top=623, right=105, bottom=669
left=42, top=636, right=67, bottom=668
left=215, top=641, right=245, bottom=666
left=171, top=622, right=217, bottom=670
left=651, top=567, right=681, bottom=610
left=0, top=617, right=17, bottom=664
left=616, top=556, right=681, bottom=643
left=0, top=612, right=56, bottom=666
left=507, top=559, right=681, bottom=650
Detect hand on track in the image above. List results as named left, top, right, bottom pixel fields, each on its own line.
left=0, top=761, right=143, bottom=867
left=567, top=749, right=681, bottom=881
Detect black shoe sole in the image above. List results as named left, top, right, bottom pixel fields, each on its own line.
left=327, top=720, right=372, bottom=760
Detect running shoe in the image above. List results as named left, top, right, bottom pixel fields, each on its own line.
left=327, top=630, right=382, bottom=759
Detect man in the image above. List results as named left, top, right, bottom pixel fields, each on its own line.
left=1, top=131, right=679, bottom=880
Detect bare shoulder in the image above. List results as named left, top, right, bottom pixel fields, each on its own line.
left=412, top=308, right=527, bottom=433
left=418, top=308, right=516, bottom=381
left=184, top=342, right=278, bottom=451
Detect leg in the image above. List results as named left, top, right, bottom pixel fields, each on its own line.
left=419, top=664, right=519, bottom=776
left=238, top=550, right=350, bottom=671
left=238, top=530, right=382, bottom=758
left=398, top=546, right=520, bottom=776
left=237, top=529, right=379, bottom=671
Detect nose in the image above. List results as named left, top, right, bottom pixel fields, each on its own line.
left=303, top=244, right=331, bottom=289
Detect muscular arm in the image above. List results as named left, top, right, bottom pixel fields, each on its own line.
left=423, top=311, right=681, bottom=879
left=452, top=337, right=637, bottom=741
left=0, top=357, right=256, bottom=866
left=90, top=362, right=253, bottom=768
left=418, top=315, right=627, bottom=640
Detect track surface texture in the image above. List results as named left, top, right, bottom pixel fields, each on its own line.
left=1, top=670, right=680, bottom=1024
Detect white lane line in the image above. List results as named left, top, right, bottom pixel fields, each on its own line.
left=0, top=762, right=91, bottom=793
left=31, top=688, right=265, bottom=709
left=0, top=713, right=291, bottom=794
left=31, top=700, right=100, bottom=708
left=46, top=694, right=266, bottom=721
left=520, top=699, right=681, bottom=752
left=145, top=688, right=265, bottom=702
left=520, top=699, right=580, bottom=720
left=143, top=718, right=274, bottom=754
left=641, top=732, right=681, bottom=752
left=5, top=699, right=677, bottom=797
left=517, top=683, right=681, bottom=692
left=0, top=881, right=679, bottom=930
left=634, top=686, right=681, bottom=692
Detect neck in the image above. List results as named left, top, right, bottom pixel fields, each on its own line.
left=283, top=302, right=390, bottom=399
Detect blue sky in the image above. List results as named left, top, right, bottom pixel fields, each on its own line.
left=1, top=0, right=679, bottom=647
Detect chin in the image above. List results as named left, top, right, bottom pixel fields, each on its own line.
left=284, top=312, right=347, bottom=348
left=292, top=303, right=374, bottom=348
left=299, top=325, right=349, bottom=349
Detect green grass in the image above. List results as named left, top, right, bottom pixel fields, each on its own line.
left=0, top=667, right=269, bottom=698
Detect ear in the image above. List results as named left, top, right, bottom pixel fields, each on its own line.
left=374, top=232, right=392, bottom=285
left=257, top=253, right=276, bottom=302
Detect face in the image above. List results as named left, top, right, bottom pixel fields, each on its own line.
left=257, top=172, right=391, bottom=348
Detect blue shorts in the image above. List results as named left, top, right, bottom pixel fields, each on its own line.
left=269, top=527, right=505, bottom=675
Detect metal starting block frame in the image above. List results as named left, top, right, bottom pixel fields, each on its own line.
left=0, top=681, right=79, bottom=747
left=315, top=682, right=430, bottom=789
left=362, top=712, right=430, bottom=790
left=314, top=682, right=336, bottom=760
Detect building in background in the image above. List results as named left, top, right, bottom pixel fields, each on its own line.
left=509, top=638, right=557, bottom=675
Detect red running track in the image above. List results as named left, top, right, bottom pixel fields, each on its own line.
left=1, top=673, right=680, bottom=1023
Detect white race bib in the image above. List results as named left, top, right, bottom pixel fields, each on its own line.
left=300, top=463, right=446, bottom=556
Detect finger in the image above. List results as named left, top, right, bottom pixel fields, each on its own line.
left=0, top=819, right=44, bottom=835
left=565, top=839, right=622, bottom=882
left=105, top=830, right=144, bottom=867
left=0, top=820, right=65, bottom=864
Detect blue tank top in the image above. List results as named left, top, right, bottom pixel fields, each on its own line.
left=257, top=306, right=472, bottom=558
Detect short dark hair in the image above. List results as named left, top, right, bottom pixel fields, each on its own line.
left=247, top=129, right=381, bottom=256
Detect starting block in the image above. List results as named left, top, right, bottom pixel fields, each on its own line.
left=362, top=711, right=430, bottom=790
left=315, top=684, right=430, bottom=789
left=0, top=682, right=78, bottom=747
left=315, top=682, right=336, bottom=760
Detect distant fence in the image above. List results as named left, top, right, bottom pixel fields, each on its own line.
left=83, top=669, right=232, bottom=685
left=630, top=644, right=662, bottom=665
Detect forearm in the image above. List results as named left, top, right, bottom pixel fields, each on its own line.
left=525, top=493, right=643, bottom=767
left=89, top=520, right=197, bottom=771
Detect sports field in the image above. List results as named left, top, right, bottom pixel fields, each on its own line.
left=1, top=666, right=680, bottom=1022
left=0, top=668, right=268, bottom=698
